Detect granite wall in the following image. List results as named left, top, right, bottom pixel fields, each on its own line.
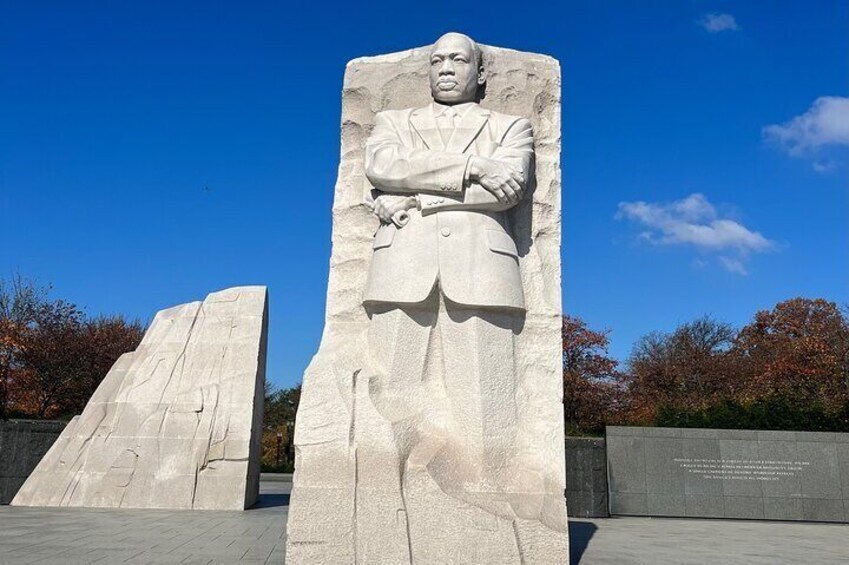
left=564, top=437, right=609, bottom=518
left=0, top=420, right=65, bottom=504
left=607, top=426, right=849, bottom=522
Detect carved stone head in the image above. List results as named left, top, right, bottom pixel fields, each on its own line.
left=428, top=32, right=486, bottom=105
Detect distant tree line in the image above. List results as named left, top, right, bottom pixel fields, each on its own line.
left=4, top=274, right=847, bottom=448
left=563, top=297, right=849, bottom=435
left=0, top=276, right=144, bottom=420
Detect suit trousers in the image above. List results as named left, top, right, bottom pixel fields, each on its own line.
left=354, top=284, right=527, bottom=563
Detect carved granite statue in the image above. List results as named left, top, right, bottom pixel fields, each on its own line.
left=12, top=287, right=267, bottom=511
left=287, top=33, right=569, bottom=563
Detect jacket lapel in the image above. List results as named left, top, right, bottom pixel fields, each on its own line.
left=409, top=105, right=444, bottom=150
left=446, top=105, right=490, bottom=154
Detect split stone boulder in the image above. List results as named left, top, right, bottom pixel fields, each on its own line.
left=12, top=286, right=268, bottom=510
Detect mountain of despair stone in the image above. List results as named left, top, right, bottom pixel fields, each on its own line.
left=12, top=286, right=267, bottom=510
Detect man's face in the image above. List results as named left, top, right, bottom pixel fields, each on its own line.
left=429, top=35, right=481, bottom=104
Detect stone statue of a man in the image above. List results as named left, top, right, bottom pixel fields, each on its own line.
left=286, top=32, right=569, bottom=564
left=355, top=32, right=558, bottom=562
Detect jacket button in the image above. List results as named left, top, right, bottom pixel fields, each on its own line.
left=441, top=227, right=451, bottom=237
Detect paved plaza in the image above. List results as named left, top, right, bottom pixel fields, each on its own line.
left=570, top=517, right=848, bottom=564
left=0, top=477, right=289, bottom=565
left=0, top=476, right=847, bottom=564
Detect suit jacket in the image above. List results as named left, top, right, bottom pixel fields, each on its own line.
left=362, top=102, right=534, bottom=311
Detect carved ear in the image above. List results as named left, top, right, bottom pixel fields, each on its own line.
left=477, top=66, right=487, bottom=85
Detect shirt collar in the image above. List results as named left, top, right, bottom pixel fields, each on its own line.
left=431, top=101, right=477, bottom=118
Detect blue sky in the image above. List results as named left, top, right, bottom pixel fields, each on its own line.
left=2, top=1, right=847, bottom=389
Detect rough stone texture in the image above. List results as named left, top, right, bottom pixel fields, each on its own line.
left=0, top=420, right=66, bottom=504
left=565, top=437, right=609, bottom=518
left=12, top=287, right=268, bottom=510
left=607, top=426, right=849, bottom=522
left=286, top=43, right=567, bottom=564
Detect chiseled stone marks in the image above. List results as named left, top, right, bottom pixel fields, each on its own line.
left=12, top=286, right=267, bottom=511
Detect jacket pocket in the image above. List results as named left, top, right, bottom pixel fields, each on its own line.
left=372, top=226, right=396, bottom=250
left=486, top=229, right=518, bottom=257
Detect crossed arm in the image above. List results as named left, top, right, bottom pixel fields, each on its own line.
left=364, top=112, right=535, bottom=221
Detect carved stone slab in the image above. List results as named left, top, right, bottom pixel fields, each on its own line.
left=608, top=426, right=849, bottom=522
left=12, top=286, right=267, bottom=510
left=286, top=41, right=568, bottom=564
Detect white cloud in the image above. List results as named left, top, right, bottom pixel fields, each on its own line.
left=698, top=13, right=740, bottom=33
left=718, top=256, right=748, bottom=276
left=763, top=96, right=849, bottom=157
left=812, top=160, right=836, bottom=173
left=616, top=193, right=774, bottom=275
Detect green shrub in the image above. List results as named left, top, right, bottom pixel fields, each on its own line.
left=655, top=400, right=849, bottom=432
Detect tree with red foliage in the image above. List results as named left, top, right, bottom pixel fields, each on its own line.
left=1, top=277, right=144, bottom=419
left=1, top=276, right=51, bottom=418
left=561, top=315, right=622, bottom=435
left=736, top=298, right=849, bottom=415
left=623, top=317, right=737, bottom=424
left=14, top=298, right=87, bottom=418
left=67, top=316, right=146, bottom=415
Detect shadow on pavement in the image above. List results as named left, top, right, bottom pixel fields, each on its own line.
left=569, top=520, right=598, bottom=564
left=251, top=493, right=290, bottom=509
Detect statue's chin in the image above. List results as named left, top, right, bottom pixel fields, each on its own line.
left=432, top=92, right=474, bottom=105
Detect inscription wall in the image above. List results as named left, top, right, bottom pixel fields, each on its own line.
left=606, top=426, right=849, bottom=522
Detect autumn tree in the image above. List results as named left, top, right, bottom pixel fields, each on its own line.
left=623, top=317, right=737, bottom=424
left=66, top=316, right=145, bottom=415
left=262, top=382, right=301, bottom=471
left=735, top=298, right=849, bottom=417
left=1, top=276, right=144, bottom=419
left=10, top=295, right=84, bottom=417
left=562, top=315, right=622, bottom=435
left=0, top=275, right=44, bottom=418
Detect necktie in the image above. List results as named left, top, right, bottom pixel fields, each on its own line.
left=439, top=107, right=458, bottom=145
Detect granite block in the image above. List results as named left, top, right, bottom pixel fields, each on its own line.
left=609, top=493, right=647, bottom=515
left=606, top=436, right=646, bottom=494
left=606, top=425, right=849, bottom=523
left=684, top=494, right=725, bottom=518
left=801, top=498, right=845, bottom=522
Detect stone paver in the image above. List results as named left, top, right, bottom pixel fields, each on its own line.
left=571, top=516, right=849, bottom=564
left=0, top=480, right=288, bottom=565
left=1, top=479, right=847, bottom=564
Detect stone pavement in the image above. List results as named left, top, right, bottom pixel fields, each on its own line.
left=1, top=476, right=847, bottom=564
left=0, top=477, right=289, bottom=565
left=571, top=516, right=849, bottom=564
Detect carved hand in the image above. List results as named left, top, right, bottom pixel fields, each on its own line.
left=468, top=156, right=524, bottom=204
left=370, top=194, right=417, bottom=226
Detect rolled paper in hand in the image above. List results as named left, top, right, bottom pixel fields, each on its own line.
left=391, top=210, right=410, bottom=228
